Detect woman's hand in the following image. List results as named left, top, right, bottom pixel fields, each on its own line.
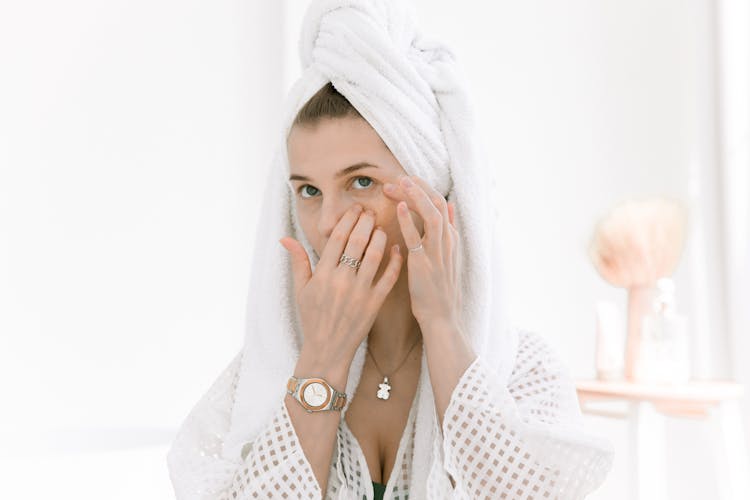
left=279, top=204, right=404, bottom=367
left=383, top=174, right=463, bottom=329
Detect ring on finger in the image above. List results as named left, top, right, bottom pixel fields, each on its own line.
left=339, top=253, right=361, bottom=270
left=408, top=242, right=424, bottom=252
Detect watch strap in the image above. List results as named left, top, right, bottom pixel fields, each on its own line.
left=287, top=375, right=347, bottom=412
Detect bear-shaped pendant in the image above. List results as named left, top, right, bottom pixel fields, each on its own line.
left=377, top=376, right=391, bottom=400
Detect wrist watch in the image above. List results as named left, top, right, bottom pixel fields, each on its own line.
left=287, top=375, right=347, bottom=412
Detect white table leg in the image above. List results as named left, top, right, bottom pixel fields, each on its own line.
left=628, top=401, right=669, bottom=500
left=710, top=400, right=750, bottom=500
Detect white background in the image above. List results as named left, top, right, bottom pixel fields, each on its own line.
left=1, top=0, right=747, bottom=498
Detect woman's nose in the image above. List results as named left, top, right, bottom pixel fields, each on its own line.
left=318, top=200, right=361, bottom=239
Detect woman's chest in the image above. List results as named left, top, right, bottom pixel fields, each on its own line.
left=343, top=364, right=421, bottom=485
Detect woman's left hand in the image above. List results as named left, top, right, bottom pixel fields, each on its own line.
left=383, top=174, right=463, bottom=329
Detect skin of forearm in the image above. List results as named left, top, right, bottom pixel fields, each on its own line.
left=421, top=318, right=477, bottom=489
left=285, top=347, right=353, bottom=496
left=421, top=318, right=476, bottom=430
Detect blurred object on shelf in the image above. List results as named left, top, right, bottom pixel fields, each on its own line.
left=595, top=300, right=624, bottom=380
left=636, top=278, right=690, bottom=383
left=588, top=196, right=690, bottom=381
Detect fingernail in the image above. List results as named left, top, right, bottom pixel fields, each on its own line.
left=400, top=177, right=413, bottom=188
left=384, top=183, right=396, bottom=193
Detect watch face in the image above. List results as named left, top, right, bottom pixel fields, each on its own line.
left=302, top=381, right=329, bottom=407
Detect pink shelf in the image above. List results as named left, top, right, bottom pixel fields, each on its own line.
left=576, top=379, right=744, bottom=418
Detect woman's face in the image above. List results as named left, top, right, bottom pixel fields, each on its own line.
left=286, top=115, right=424, bottom=278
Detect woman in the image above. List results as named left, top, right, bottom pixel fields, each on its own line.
left=167, top=1, right=614, bottom=499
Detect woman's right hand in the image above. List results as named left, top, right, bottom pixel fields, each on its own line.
left=279, top=203, right=403, bottom=368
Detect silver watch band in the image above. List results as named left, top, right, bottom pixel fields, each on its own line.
left=287, top=375, right=347, bottom=412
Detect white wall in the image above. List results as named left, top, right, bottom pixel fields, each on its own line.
left=716, top=0, right=750, bottom=462
left=0, top=0, right=285, bottom=497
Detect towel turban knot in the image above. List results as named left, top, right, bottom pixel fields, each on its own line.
left=296, top=0, right=476, bottom=199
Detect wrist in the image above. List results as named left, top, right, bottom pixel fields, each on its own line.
left=294, top=347, right=352, bottom=390
left=418, top=315, right=462, bottom=336
left=420, top=317, right=473, bottom=355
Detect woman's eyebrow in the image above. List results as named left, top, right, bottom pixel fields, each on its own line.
left=288, top=162, right=379, bottom=182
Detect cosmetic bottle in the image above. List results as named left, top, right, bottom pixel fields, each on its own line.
left=634, top=278, right=690, bottom=383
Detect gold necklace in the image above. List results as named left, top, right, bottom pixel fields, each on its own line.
left=367, top=333, right=422, bottom=401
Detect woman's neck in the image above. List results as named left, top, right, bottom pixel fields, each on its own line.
left=366, top=272, right=422, bottom=370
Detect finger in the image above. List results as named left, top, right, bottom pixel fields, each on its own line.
left=399, top=175, right=443, bottom=243
left=448, top=201, right=457, bottom=228
left=382, top=180, right=406, bottom=201
left=318, top=204, right=364, bottom=270
left=409, top=176, right=451, bottom=237
left=279, top=237, right=312, bottom=298
left=396, top=200, right=424, bottom=251
left=337, top=209, right=376, bottom=273
left=372, top=243, right=404, bottom=300
left=356, top=225, right=387, bottom=284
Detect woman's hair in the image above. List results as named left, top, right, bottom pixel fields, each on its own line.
left=289, top=81, right=447, bottom=201
left=291, top=81, right=363, bottom=129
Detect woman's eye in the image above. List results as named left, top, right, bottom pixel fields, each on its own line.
left=352, top=176, right=373, bottom=189
left=299, top=185, right=320, bottom=199
left=297, top=176, right=374, bottom=199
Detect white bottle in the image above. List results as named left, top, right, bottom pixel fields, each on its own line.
left=635, top=278, right=690, bottom=383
